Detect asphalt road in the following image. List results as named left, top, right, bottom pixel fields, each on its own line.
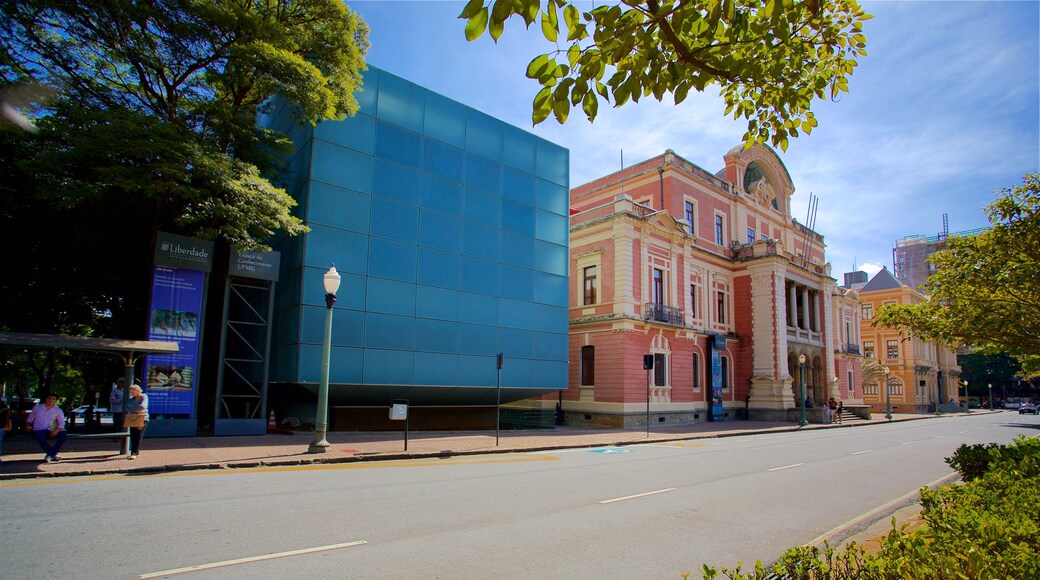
left=2, top=412, right=1036, bottom=580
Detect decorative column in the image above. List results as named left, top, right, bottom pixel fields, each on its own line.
left=800, top=288, right=810, bottom=330
left=788, top=283, right=798, bottom=329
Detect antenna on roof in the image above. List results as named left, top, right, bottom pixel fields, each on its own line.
left=800, top=192, right=819, bottom=268
left=852, top=256, right=857, bottom=272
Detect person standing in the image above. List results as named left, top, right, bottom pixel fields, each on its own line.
left=827, top=398, right=838, bottom=424
left=0, top=399, right=11, bottom=463
left=109, top=377, right=125, bottom=432
left=124, top=384, right=149, bottom=460
left=25, top=394, right=67, bottom=462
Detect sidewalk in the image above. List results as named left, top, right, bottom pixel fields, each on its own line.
left=0, top=411, right=960, bottom=480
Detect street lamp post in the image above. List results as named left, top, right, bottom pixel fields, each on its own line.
left=798, top=354, right=807, bottom=427
left=988, top=383, right=993, bottom=410
left=308, top=265, right=340, bottom=454
left=964, top=380, right=971, bottom=414
left=884, top=366, right=892, bottom=420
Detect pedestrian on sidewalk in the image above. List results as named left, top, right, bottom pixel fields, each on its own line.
left=835, top=400, right=843, bottom=424
left=25, top=394, right=67, bottom=462
left=109, top=377, right=125, bottom=433
left=0, top=399, right=11, bottom=463
left=124, top=384, right=149, bottom=460
left=827, top=398, right=837, bottom=424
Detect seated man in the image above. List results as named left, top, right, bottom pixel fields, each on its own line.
left=25, top=394, right=68, bottom=462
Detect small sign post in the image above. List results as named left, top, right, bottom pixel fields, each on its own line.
left=390, top=399, right=409, bottom=451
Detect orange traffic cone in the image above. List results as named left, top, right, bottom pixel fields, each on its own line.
left=268, top=409, right=277, bottom=431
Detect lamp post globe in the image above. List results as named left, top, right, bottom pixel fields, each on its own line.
left=988, top=383, right=993, bottom=410
left=883, top=366, right=892, bottom=420
left=309, top=265, right=340, bottom=454
left=798, top=354, right=807, bottom=427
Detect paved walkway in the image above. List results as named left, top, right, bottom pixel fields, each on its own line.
left=0, top=411, right=971, bottom=480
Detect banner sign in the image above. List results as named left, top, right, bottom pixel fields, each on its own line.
left=710, top=349, right=724, bottom=420
left=230, top=250, right=280, bottom=281
left=155, top=232, right=214, bottom=273
left=142, top=266, right=205, bottom=418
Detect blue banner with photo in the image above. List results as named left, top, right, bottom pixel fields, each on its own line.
left=142, top=266, right=204, bottom=418
left=711, top=350, right=724, bottom=420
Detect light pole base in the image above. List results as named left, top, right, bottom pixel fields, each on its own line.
left=308, top=439, right=330, bottom=454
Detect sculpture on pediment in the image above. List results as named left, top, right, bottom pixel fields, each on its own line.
left=748, top=177, right=776, bottom=207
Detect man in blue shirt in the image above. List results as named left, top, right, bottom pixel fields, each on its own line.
left=25, top=394, right=68, bottom=462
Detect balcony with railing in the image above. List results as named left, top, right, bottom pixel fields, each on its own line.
left=644, top=303, right=684, bottom=326
left=846, top=343, right=861, bottom=355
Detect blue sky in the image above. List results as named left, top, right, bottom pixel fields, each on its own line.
left=349, top=1, right=1039, bottom=278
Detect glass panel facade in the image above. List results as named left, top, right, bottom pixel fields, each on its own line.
left=269, top=66, right=568, bottom=402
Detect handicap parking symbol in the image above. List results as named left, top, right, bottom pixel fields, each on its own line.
left=590, top=448, right=630, bottom=454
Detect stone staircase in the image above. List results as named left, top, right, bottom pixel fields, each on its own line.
left=833, top=408, right=870, bottom=425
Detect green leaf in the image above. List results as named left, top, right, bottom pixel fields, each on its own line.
left=552, top=94, right=570, bottom=123
left=532, top=86, right=552, bottom=124
left=526, top=54, right=551, bottom=79
left=464, top=7, right=489, bottom=41
left=568, top=43, right=580, bottom=67
left=582, top=90, right=598, bottom=120
left=541, top=8, right=558, bottom=42
left=459, top=0, right=485, bottom=19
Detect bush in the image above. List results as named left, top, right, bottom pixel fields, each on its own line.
left=696, top=437, right=1040, bottom=579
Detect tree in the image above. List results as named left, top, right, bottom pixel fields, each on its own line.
left=876, top=174, right=1040, bottom=378
left=460, top=0, right=871, bottom=150
left=0, top=1, right=368, bottom=400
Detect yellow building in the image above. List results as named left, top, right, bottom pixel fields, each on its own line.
left=855, top=268, right=960, bottom=413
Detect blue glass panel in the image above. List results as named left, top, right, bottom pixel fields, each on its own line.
left=462, top=222, right=499, bottom=261
left=534, top=360, right=567, bottom=388
left=536, top=140, right=569, bottom=187
left=307, top=181, right=370, bottom=234
left=375, top=71, right=424, bottom=133
left=363, top=349, right=414, bottom=385
left=423, top=138, right=464, bottom=182
left=466, top=111, right=502, bottom=161
left=461, top=257, right=499, bottom=295
left=534, top=331, right=567, bottom=361
left=534, top=272, right=568, bottom=306
left=355, top=68, right=378, bottom=116
left=375, top=121, right=422, bottom=168
left=366, top=278, right=416, bottom=316
left=365, top=313, right=414, bottom=350
left=502, top=357, right=533, bottom=387
left=272, top=305, right=299, bottom=348
left=373, top=159, right=420, bottom=205
left=460, top=292, right=498, bottom=326
left=418, top=210, right=462, bottom=253
left=303, top=225, right=368, bottom=275
left=536, top=179, right=570, bottom=216
left=533, top=303, right=567, bottom=333
left=501, top=199, right=534, bottom=235
left=414, top=319, right=459, bottom=353
left=370, top=198, right=419, bottom=244
left=424, top=92, right=466, bottom=148
left=368, top=238, right=416, bottom=282
left=500, top=328, right=533, bottom=358
left=414, top=352, right=459, bottom=386
left=306, top=345, right=363, bottom=384
left=502, top=126, right=537, bottom=173
left=314, top=114, right=374, bottom=154
left=416, top=285, right=459, bottom=321
left=501, top=232, right=535, bottom=269
left=500, top=265, right=533, bottom=301
left=421, top=174, right=463, bottom=217
left=301, top=306, right=364, bottom=347
left=499, top=298, right=533, bottom=330
left=269, top=345, right=299, bottom=382
left=459, top=354, right=498, bottom=386
left=310, top=141, right=373, bottom=193
left=535, top=240, right=567, bottom=276
left=459, top=324, right=498, bottom=355
left=535, top=209, right=567, bottom=244
left=464, top=187, right=501, bottom=226
left=502, top=167, right=536, bottom=204
left=464, top=154, right=501, bottom=193
left=416, top=247, right=460, bottom=289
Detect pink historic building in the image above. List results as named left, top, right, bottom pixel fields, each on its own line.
left=558, top=147, right=863, bottom=427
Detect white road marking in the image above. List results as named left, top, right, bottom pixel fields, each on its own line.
left=851, top=450, right=873, bottom=455
left=599, top=488, right=676, bottom=504
left=767, top=463, right=804, bottom=472
left=959, top=431, right=967, bottom=434
left=902, top=441, right=916, bottom=445
left=139, top=541, right=368, bottom=578
left=936, top=435, right=946, bottom=438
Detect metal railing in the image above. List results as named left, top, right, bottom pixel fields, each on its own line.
left=644, top=303, right=684, bottom=325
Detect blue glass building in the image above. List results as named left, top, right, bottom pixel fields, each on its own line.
left=263, top=67, right=570, bottom=427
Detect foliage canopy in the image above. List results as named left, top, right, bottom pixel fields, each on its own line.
left=460, top=0, right=871, bottom=151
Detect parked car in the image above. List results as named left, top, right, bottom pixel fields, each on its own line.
left=1018, top=404, right=1038, bottom=415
